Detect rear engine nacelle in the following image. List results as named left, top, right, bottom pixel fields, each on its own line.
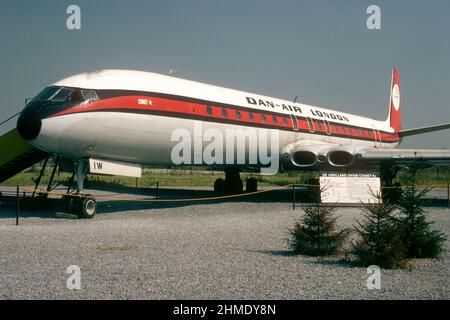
left=327, top=145, right=359, bottom=167
left=290, top=145, right=332, bottom=168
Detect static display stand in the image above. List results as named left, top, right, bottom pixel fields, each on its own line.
left=320, top=172, right=381, bottom=204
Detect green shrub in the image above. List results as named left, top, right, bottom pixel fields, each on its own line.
left=287, top=202, right=350, bottom=256
left=352, top=193, right=407, bottom=269
left=395, top=188, right=447, bottom=259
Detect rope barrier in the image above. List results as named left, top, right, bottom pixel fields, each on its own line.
left=20, top=184, right=294, bottom=202
left=15, top=182, right=449, bottom=203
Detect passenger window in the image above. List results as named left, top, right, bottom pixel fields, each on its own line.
left=261, top=114, right=266, bottom=123
left=249, top=112, right=254, bottom=121
left=236, top=110, right=242, bottom=119
left=272, top=116, right=277, bottom=123
left=283, top=117, right=288, bottom=126
left=221, top=108, right=228, bottom=117
left=206, top=105, right=213, bottom=115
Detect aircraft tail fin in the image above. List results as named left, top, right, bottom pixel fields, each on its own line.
left=386, top=67, right=402, bottom=132
left=386, top=68, right=450, bottom=137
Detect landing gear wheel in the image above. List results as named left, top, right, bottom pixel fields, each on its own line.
left=246, top=178, right=258, bottom=192
left=79, top=197, right=96, bottom=219
left=63, top=194, right=97, bottom=219
left=225, top=179, right=243, bottom=194
left=214, top=168, right=244, bottom=194
left=214, top=178, right=225, bottom=193
left=62, top=195, right=74, bottom=213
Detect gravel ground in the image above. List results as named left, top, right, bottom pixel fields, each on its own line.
left=0, top=188, right=449, bottom=300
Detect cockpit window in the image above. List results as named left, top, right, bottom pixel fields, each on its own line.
left=81, top=90, right=99, bottom=101
left=49, top=87, right=74, bottom=102
left=70, top=89, right=83, bottom=102
left=33, top=86, right=59, bottom=102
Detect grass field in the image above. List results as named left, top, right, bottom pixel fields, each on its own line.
left=0, top=168, right=318, bottom=189
left=1, top=165, right=449, bottom=189
left=395, top=166, right=450, bottom=188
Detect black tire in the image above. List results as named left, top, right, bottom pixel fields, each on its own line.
left=79, top=196, right=96, bottom=219
left=246, top=178, right=258, bottom=192
left=214, top=178, right=225, bottom=193
left=233, top=179, right=243, bottom=194
left=224, top=179, right=243, bottom=194
left=62, top=195, right=74, bottom=213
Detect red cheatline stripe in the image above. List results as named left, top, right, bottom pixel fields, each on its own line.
left=50, top=95, right=399, bottom=143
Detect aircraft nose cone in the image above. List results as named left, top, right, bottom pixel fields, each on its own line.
left=17, top=107, right=42, bottom=140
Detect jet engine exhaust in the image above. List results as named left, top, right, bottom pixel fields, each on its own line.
left=328, top=150, right=354, bottom=167
left=292, top=150, right=317, bottom=167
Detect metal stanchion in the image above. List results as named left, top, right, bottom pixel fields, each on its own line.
left=447, top=182, right=450, bottom=209
left=16, top=185, right=20, bottom=226
left=156, top=182, right=159, bottom=200
left=292, top=183, right=296, bottom=210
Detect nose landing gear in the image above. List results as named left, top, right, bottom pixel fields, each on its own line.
left=63, top=194, right=97, bottom=219
left=62, top=160, right=97, bottom=219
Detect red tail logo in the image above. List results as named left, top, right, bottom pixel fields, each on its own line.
left=389, top=68, right=401, bottom=132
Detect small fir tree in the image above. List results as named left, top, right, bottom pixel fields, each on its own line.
left=287, top=201, right=350, bottom=256
left=395, top=188, right=447, bottom=259
left=352, top=193, right=407, bottom=269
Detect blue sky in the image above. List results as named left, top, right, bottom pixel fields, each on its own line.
left=1, top=0, right=449, bottom=148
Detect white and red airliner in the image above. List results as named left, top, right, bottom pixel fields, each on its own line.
left=16, top=68, right=450, bottom=217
